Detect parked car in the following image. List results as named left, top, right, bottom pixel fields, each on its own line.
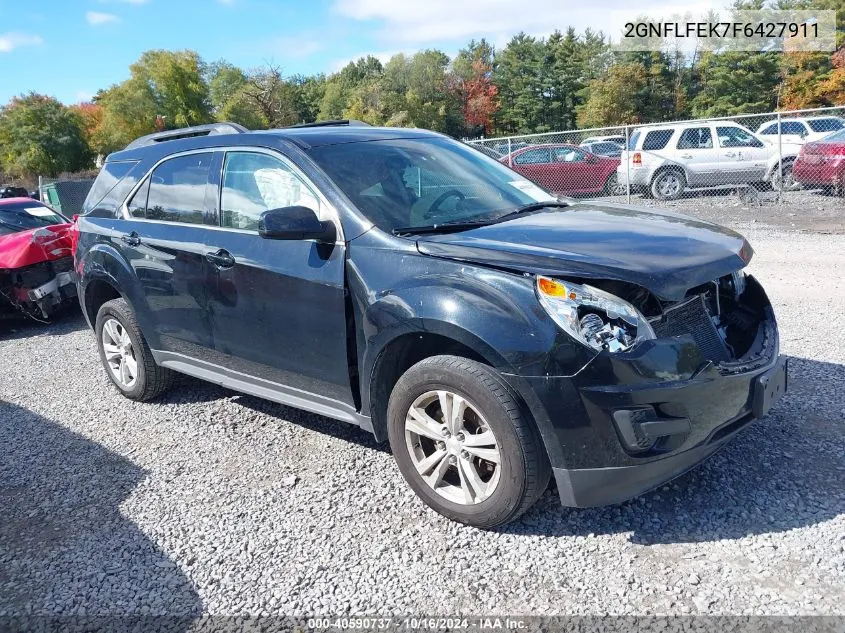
left=579, top=140, right=623, bottom=158
left=792, top=128, right=845, bottom=195
left=0, top=198, right=76, bottom=320
left=755, top=116, right=845, bottom=145
left=76, top=121, right=786, bottom=528
left=0, top=185, right=31, bottom=199
left=618, top=122, right=801, bottom=200
left=499, top=143, right=622, bottom=195
left=581, top=135, right=626, bottom=145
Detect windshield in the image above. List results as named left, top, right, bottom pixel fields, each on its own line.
left=307, top=136, right=556, bottom=232
left=0, top=201, right=66, bottom=236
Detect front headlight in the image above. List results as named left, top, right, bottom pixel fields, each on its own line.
left=536, top=276, right=655, bottom=353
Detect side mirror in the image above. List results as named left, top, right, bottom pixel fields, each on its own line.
left=258, top=206, right=334, bottom=242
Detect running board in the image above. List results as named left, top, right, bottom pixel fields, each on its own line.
left=152, top=350, right=375, bottom=436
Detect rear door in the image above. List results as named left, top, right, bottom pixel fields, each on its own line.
left=715, top=126, right=770, bottom=184
left=551, top=146, right=599, bottom=192
left=118, top=151, right=219, bottom=358
left=206, top=149, right=354, bottom=406
left=511, top=148, right=555, bottom=191
left=674, top=126, right=720, bottom=187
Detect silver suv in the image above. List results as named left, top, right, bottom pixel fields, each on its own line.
left=617, top=122, right=801, bottom=200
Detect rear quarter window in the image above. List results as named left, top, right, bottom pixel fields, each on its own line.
left=808, top=118, right=845, bottom=133
left=82, top=160, right=141, bottom=217
left=642, top=129, right=674, bottom=151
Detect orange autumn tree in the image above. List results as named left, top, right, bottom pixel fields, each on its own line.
left=461, top=59, right=499, bottom=134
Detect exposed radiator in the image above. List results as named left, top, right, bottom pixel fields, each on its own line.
left=652, top=295, right=730, bottom=362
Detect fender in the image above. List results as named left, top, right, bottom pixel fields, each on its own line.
left=76, top=222, right=159, bottom=347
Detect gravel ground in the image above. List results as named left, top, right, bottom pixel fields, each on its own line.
left=1, top=201, right=844, bottom=619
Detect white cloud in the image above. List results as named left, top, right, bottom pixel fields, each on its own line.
left=86, top=11, right=120, bottom=25
left=0, top=32, right=43, bottom=52
left=332, top=0, right=728, bottom=44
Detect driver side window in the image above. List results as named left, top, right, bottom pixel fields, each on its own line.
left=221, top=152, right=320, bottom=231
left=716, top=127, right=764, bottom=148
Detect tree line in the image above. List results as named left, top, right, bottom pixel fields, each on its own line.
left=1, top=0, right=842, bottom=179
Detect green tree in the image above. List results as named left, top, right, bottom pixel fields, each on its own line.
left=0, top=93, right=92, bottom=177
left=493, top=33, right=545, bottom=133
left=130, top=50, right=213, bottom=127
left=577, top=62, right=650, bottom=126
left=690, top=51, right=781, bottom=116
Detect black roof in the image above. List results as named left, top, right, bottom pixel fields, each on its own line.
left=108, top=124, right=443, bottom=163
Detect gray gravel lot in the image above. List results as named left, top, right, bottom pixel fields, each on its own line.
left=1, top=196, right=844, bottom=618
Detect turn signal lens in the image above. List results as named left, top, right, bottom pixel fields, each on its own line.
left=538, top=277, right=567, bottom=297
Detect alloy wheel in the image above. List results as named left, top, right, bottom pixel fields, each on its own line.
left=404, top=390, right=502, bottom=506
left=101, top=317, right=138, bottom=388
left=657, top=173, right=682, bottom=197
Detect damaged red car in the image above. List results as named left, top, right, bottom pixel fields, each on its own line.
left=0, top=198, right=77, bottom=321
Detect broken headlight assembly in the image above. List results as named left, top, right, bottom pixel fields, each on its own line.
left=536, top=276, right=655, bottom=353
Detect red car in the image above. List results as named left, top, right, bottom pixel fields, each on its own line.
left=500, top=143, right=622, bottom=195
left=793, top=129, right=845, bottom=194
left=0, top=198, right=76, bottom=320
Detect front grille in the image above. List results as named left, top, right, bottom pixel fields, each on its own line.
left=652, top=295, right=730, bottom=362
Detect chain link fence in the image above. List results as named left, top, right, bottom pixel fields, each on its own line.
left=36, top=174, right=97, bottom=218
left=469, top=106, right=845, bottom=206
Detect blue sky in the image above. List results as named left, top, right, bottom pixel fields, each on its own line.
left=0, top=0, right=725, bottom=105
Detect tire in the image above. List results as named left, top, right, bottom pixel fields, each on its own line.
left=95, top=298, right=174, bottom=401
left=387, top=355, right=551, bottom=528
left=604, top=172, right=625, bottom=196
left=650, top=169, right=686, bottom=200
left=771, top=161, right=800, bottom=191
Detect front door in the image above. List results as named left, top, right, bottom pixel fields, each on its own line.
left=118, top=151, right=219, bottom=358
left=674, top=126, right=721, bottom=187
left=715, top=126, right=770, bottom=184
left=206, top=149, right=354, bottom=406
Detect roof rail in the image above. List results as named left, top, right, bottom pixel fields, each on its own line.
left=125, top=122, right=249, bottom=150
left=285, top=119, right=372, bottom=129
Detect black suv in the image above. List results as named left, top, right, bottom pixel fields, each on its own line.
left=75, top=121, right=786, bottom=527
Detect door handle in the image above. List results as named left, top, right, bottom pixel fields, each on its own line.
left=680, top=153, right=693, bottom=159
left=724, top=152, right=736, bottom=158
left=205, top=249, right=235, bottom=269
left=121, top=232, right=141, bottom=247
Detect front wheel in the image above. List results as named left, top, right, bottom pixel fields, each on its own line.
left=95, top=298, right=174, bottom=401
left=387, top=355, right=551, bottom=528
left=771, top=161, right=800, bottom=191
left=651, top=169, right=686, bottom=200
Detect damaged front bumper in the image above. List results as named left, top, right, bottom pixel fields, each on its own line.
left=515, top=274, right=787, bottom=508
left=0, top=258, right=77, bottom=320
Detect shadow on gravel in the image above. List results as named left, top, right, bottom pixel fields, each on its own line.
left=0, top=400, right=203, bottom=621
left=0, top=309, right=86, bottom=343
left=501, top=355, right=845, bottom=544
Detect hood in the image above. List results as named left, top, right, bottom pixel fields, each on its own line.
left=0, top=224, right=73, bottom=270
left=415, top=202, right=752, bottom=301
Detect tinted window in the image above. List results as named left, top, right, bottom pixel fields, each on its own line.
left=127, top=178, right=150, bottom=219
left=221, top=152, right=320, bottom=231
left=627, top=131, right=640, bottom=150
left=808, top=118, right=844, bottom=133
left=677, top=127, right=713, bottom=150
left=0, top=201, right=66, bottom=236
left=593, top=142, right=622, bottom=154
left=716, top=126, right=764, bottom=148
left=781, top=121, right=808, bottom=135
left=82, top=161, right=138, bottom=214
left=308, top=136, right=555, bottom=232
left=141, top=153, right=214, bottom=224
left=553, top=147, right=586, bottom=162
left=642, top=130, right=674, bottom=151
left=760, top=123, right=778, bottom=135
left=514, top=148, right=552, bottom=165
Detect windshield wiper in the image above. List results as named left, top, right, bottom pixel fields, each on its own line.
left=491, top=200, right=570, bottom=223
left=392, top=220, right=491, bottom=236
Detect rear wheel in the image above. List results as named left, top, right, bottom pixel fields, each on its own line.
left=95, top=298, right=174, bottom=401
left=651, top=169, right=685, bottom=200
left=771, top=161, right=800, bottom=191
left=387, top=355, right=551, bottom=528
left=604, top=172, right=625, bottom=196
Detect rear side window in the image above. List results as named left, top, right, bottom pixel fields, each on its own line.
left=514, top=148, right=552, bottom=165
left=808, top=118, right=844, bottom=133
left=82, top=160, right=139, bottom=216
left=781, top=121, right=808, bottom=135
left=677, top=127, right=713, bottom=150
left=137, top=153, right=215, bottom=224
left=760, top=123, right=778, bottom=135
left=642, top=130, right=674, bottom=151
